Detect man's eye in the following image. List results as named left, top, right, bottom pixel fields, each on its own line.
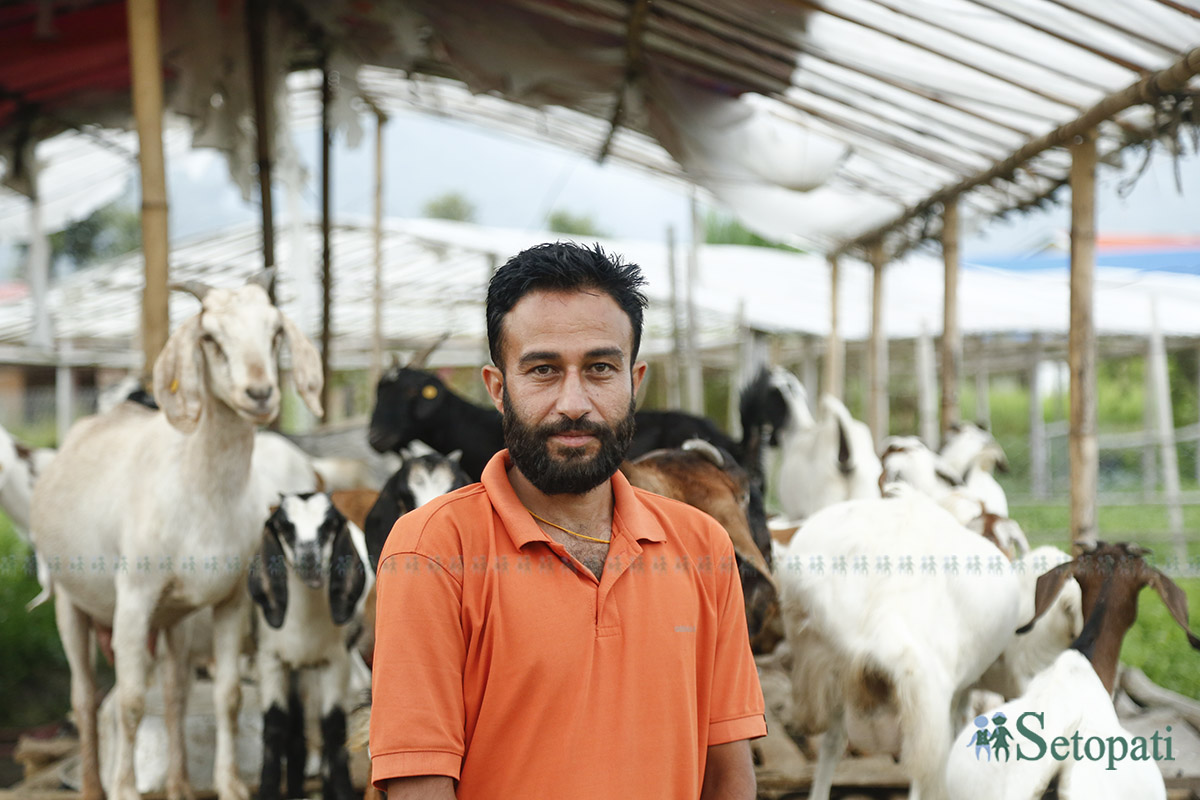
left=591, top=363, right=614, bottom=373
left=532, top=365, right=554, bottom=376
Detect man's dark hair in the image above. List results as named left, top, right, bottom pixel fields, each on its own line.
left=486, top=242, right=648, bottom=368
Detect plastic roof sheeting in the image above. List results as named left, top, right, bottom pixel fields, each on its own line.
left=1, top=1, right=1197, bottom=258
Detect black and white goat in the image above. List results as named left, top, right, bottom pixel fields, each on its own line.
left=362, top=450, right=472, bottom=569
left=248, top=494, right=373, bottom=800
left=366, top=366, right=741, bottom=481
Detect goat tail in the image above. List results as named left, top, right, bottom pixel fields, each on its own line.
left=893, top=664, right=952, bottom=800
left=24, top=552, right=53, bottom=611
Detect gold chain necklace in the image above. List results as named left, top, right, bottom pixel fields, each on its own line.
left=528, top=510, right=611, bottom=544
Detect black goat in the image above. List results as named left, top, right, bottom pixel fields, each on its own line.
left=367, top=366, right=742, bottom=481
left=363, top=451, right=472, bottom=569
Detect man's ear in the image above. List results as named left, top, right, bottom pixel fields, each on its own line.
left=482, top=364, right=505, bottom=413
left=631, top=360, right=648, bottom=398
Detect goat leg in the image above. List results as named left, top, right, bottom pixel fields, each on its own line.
left=285, top=674, right=307, bottom=798
left=318, top=654, right=355, bottom=800
left=159, top=622, right=195, bottom=800
left=112, top=579, right=161, bottom=800
left=55, top=594, right=104, bottom=800
left=809, top=706, right=848, bottom=800
left=211, top=592, right=250, bottom=800
left=257, top=653, right=288, bottom=800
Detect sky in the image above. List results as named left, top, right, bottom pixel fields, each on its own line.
left=163, top=106, right=1200, bottom=263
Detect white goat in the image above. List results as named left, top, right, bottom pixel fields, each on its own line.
left=249, top=493, right=372, bottom=800
left=770, top=368, right=880, bottom=521
left=975, top=546, right=1083, bottom=701
left=940, top=422, right=1010, bottom=518
left=30, top=275, right=322, bottom=800
left=0, top=423, right=55, bottom=540
left=945, top=540, right=1199, bottom=799
left=776, top=491, right=1021, bottom=800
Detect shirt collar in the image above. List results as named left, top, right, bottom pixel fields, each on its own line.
left=481, top=449, right=667, bottom=549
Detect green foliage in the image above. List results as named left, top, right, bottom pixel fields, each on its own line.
left=1120, top=576, right=1200, bottom=699
left=545, top=209, right=607, bottom=238
left=0, top=519, right=70, bottom=727
left=703, top=211, right=801, bottom=252
left=422, top=191, right=477, bottom=222
left=47, top=200, right=141, bottom=272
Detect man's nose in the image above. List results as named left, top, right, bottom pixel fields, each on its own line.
left=554, top=370, right=591, bottom=418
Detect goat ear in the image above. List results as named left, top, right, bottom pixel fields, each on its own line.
left=153, top=316, right=205, bottom=433
left=248, top=531, right=288, bottom=629
left=447, top=449, right=463, bottom=465
left=835, top=414, right=854, bottom=476
left=329, top=522, right=367, bottom=626
left=1146, top=569, right=1200, bottom=650
left=1017, top=561, right=1076, bottom=634
left=280, top=313, right=323, bottom=417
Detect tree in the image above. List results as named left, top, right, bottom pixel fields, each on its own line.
left=48, top=201, right=142, bottom=272
left=422, top=191, right=476, bottom=222
left=704, top=211, right=800, bottom=252
left=546, top=209, right=607, bottom=237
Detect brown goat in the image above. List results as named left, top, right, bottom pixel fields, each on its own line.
left=620, top=440, right=782, bottom=654
left=1020, top=541, right=1200, bottom=696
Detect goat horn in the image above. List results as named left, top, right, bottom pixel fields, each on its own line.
left=408, top=333, right=450, bottom=369
left=169, top=280, right=213, bottom=302
left=247, top=268, right=277, bottom=294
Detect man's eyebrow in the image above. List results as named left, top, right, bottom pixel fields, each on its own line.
left=585, top=347, right=625, bottom=362
left=517, top=350, right=560, bottom=366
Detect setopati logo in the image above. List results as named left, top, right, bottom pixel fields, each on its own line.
left=969, top=711, right=1175, bottom=771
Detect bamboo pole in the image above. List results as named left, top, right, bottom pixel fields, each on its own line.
left=917, top=323, right=937, bottom=447
left=247, top=0, right=275, bottom=288
left=370, top=110, right=387, bottom=387
left=320, top=55, right=333, bottom=422
left=941, top=198, right=960, bottom=436
left=28, top=191, right=51, bottom=349
left=127, top=0, right=170, bottom=374
left=868, top=242, right=888, bottom=449
left=1069, top=131, right=1098, bottom=554
left=1029, top=333, right=1047, bottom=500
left=1148, top=301, right=1186, bottom=564
left=685, top=193, right=704, bottom=415
left=824, top=254, right=843, bottom=400
left=666, top=225, right=682, bottom=409
left=801, top=336, right=819, bottom=404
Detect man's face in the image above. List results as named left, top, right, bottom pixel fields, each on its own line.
left=482, top=289, right=647, bottom=495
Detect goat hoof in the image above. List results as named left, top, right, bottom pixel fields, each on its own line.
left=216, top=775, right=250, bottom=800
left=166, top=777, right=196, bottom=800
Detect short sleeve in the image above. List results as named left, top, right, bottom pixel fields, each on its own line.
left=706, top=532, right=767, bottom=746
left=370, top=550, right=467, bottom=786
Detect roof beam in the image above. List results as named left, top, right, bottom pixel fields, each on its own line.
left=957, top=0, right=1152, bottom=74
left=835, top=45, right=1200, bottom=258
left=1148, top=0, right=1200, bottom=21
left=596, top=0, right=652, bottom=163
left=1041, top=0, right=1180, bottom=58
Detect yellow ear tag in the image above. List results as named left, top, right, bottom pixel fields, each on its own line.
left=170, top=379, right=179, bottom=394
left=422, top=385, right=439, bottom=400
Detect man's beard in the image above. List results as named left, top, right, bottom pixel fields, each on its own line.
left=502, top=389, right=636, bottom=495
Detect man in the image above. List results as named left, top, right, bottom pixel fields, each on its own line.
left=370, top=242, right=765, bottom=799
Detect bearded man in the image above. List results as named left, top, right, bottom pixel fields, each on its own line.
left=370, top=242, right=765, bottom=800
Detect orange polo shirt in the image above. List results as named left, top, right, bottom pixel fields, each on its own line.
left=369, top=450, right=765, bottom=799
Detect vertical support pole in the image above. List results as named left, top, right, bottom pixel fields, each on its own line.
left=127, top=0, right=169, bottom=374
left=1143, top=344, right=1158, bottom=497
left=319, top=53, right=334, bottom=422
left=685, top=192, right=704, bottom=415
left=917, top=321, right=937, bottom=447
left=802, top=336, right=819, bottom=404
left=247, top=0, right=275, bottom=286
left=1148, top=301, right=1185, bottom=563
left=824, top=254, right=843, bottom=401
left=941, top=198, right=960, bottom=437
left=1069, top=131, right=1098, bottom=553
left=867, top=242, right=888, bottom=450
left=665, top=226, right=682, bottom=409
left=55, top=345, right=73, bottom=446
left=1029, top=333, right=1047, bottom=500
left=729, top=300, right=749, bottom=437
left=975, top=364, right=991, bottom=429
left=27, top=189, right=52, bottom=348
left=370, top=110, right=387, bottom=387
